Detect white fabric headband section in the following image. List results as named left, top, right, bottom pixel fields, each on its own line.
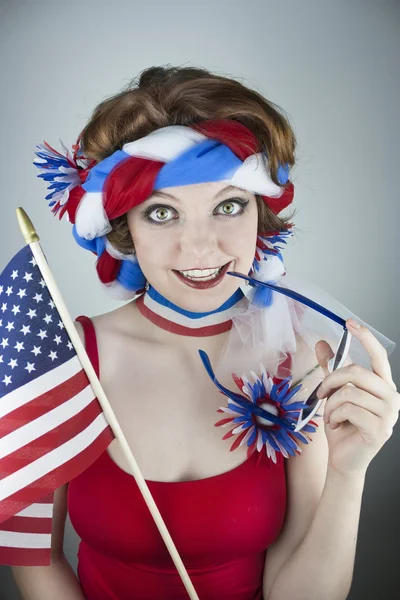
left=123, top=125, right=207, bottom=162
left=75, top=125, right=285, bottom=241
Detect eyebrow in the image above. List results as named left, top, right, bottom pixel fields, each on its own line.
left=149, top=185, right=250, bottom=203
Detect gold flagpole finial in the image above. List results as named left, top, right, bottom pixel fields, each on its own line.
left=16, top=207, right=40, bottom=244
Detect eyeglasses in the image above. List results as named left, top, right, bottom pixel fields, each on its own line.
left=226, top=271, right=353, bottom=433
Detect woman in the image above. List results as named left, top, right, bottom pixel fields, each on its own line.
left=12, top=65, right=399, bottom=600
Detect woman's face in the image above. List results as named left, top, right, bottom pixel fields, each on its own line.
left=126, top=181, right=258, bottom=312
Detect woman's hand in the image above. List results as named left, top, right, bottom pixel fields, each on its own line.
left=314, top=318, right=399, bottom=479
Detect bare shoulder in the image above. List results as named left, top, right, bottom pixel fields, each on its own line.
left=74, top=300, right=158, bottom=387
left=75, top=299, right=142, bottom=343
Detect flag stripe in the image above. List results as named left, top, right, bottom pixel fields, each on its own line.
left=0, top=354, right=84, bottom=419
left=0, top=529, right=51, bottom=549
left=0, top=545, right=52, bottom=566
left=1, top=415, right=113, bottom=521
left=11, top=498, right=54, bottom=518
left=1, top=513, right=52, bottom=535
left=1, top=371, right=98, bottom=466
left=1, top=394, right=107, bottom=479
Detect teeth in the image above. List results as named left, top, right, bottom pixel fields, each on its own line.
left=178, top=266, right=223, bottom=280
left=182, top=268, right=219, bottom=277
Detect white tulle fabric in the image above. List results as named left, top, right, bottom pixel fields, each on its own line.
left=214, top=256, right=397, bottom=383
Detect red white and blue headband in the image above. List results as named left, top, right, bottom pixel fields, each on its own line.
left=34, top=119, right=294, bottom=300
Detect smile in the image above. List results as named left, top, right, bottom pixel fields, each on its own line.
left=178, top=266, right=223, bottom=281
left=172, top=261, right=232, bottom=289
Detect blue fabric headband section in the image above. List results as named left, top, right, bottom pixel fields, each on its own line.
left=155, top=139, right=242, bottom=188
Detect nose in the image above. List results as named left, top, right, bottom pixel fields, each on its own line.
left=178, top=220, right=218, bottom=263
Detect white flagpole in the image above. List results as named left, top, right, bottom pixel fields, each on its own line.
left=16, top=207, right=200, bottom=600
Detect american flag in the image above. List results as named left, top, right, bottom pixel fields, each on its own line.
left=0, top=244, right=114, bottom=566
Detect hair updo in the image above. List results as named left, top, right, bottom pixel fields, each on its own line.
left=78, top=65, right=298, bottom=256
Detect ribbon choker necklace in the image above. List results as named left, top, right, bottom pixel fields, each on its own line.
left=136, top=284, right=245, bottom=337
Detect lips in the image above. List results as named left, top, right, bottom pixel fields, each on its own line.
left=173, top=261, right=232, bottom=290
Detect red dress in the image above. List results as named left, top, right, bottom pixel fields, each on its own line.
left=68, top=315, right=287, bottom=600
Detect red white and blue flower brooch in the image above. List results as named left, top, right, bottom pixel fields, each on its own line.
left=198, top=350, right=320, bottom=464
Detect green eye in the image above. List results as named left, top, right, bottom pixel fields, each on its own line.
left=154, top=207, right=170, bottom=221
left=142, top=204, right=178, bottom=225
left=146, top=206, right=175, bottom=222
left=222, top=202, right=235, bottom=214
left=216, top=199, right=247, bottom=217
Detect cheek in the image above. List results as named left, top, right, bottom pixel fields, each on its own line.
left=227, top=213, right=258, bottom=259
left=131, top=227, right=174, bottom=267
left=236, top=222, right=257, bottom=247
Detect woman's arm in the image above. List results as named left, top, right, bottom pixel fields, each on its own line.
left=11, top=554, right=86, bottom=600
left=264, top=335, right=362, bottom=600
left=265, top=468, right=365, bottom=600
left=267, top=318, right=400, bottom=600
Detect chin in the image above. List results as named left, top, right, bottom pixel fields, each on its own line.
left=171, top=282, right=240, bottom=313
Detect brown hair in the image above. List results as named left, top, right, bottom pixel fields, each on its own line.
left=80, top=65, right=298, bottom=255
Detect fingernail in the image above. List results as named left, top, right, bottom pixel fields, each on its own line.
left=348, top=318, right=361, bottom=330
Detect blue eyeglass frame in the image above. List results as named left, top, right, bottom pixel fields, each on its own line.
left=225, top=271, right=353, bottom=433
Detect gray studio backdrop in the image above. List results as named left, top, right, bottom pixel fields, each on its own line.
left=1, top=1, right=399, bottom=599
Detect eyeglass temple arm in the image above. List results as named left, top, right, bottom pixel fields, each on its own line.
left=227, top=271, right=348, bottom=329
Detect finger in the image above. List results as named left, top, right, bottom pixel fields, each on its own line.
left=323, top=386, right=388, bottom=424
left=329, top=402, right=380, bottom=437
left=315, top=340, right=335, bottom=377
left=317, top=363, right=398, bottom=407
left=347, top=319, right=395, bottom=387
